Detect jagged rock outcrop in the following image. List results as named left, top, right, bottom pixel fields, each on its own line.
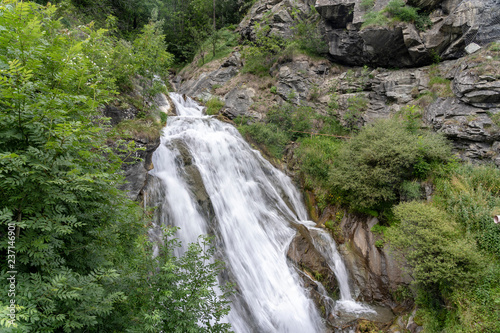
left=318, top=207, right=413, bottom=310
left=288, top=225, right=340, bottom=294
left=319, top=0, right=500, bottom=67
left=240, top=0, right=499, bottom=67
left=106, top=91, right=171, bottom=200
left=120, top=137, right=161, bottom=201
left=180, top=66, right=240, bottom=101
left=239, top=0, right=316, bottom=41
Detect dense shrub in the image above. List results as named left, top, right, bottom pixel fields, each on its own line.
left=329, top=119, right=452, bottom=210
left=388, top=202, right=483, bottom=289
left=238, top=122, right=290, bottom=158
left=434, top=164, right=500, bottom=257
left=205, top=97, right=225, bottom=115
left=267, top=103, right=314, bottom=141
left=361, top=0, right=432, bottom=31
left=295, top=137, right=342, bottom=189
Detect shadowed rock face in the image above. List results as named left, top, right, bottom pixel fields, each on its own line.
left=239, top=0, right=500, bottom=68
left=318, top=207, right=413, bottom=310
left=287, top=225, right=340, bottom=295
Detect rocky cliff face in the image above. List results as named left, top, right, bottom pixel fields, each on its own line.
left=177, top=46, right=500, bottom=166
left=240, top=0, right=500, bottom=68
left=105, top=90, right=172, bottom=201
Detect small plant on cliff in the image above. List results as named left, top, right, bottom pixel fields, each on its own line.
left=290, top=5, right=329, bottom=56
left=344, top=94, right=369, bottom=131
left=205, top=97, right=225, bottom=115
left=361, top=0, right=431, bottom=31
left=242, top=19, right=287, bottom=76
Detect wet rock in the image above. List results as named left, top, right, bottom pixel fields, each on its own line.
left=320, top=210, right=412, bottom=309
left=121, top=137, right=161, bottom=200
left=171, top=140, right=217, bottom=228
left=288, top=225, right=340, bottom=295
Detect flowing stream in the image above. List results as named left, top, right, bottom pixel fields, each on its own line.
left=147, top=93, right=373, bottom=332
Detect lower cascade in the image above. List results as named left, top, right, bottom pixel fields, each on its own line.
left=147, top=93, right=374, bottom=332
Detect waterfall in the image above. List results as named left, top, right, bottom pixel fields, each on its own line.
left=301, top=222, right=375, bottom=315
left=147, top=93, right=372, bottom=332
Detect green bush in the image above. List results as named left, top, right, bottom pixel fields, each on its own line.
left=388, top=202, right=483, bottom=290
left=295, top=137, right=342, bottom=189
left=196, top=28, right=239, bottom=66
left=434, top=164, right=500, bottom=257
left=344, top=94, right=369, bottom=131
left=447, top=263, right=500, bottom=332
left=385, top=0, right=419, bottom=22
left=400, top=180, right=422, bottom=201
left=361, top=0, right=375, bottom=10
left=361, top=0, right=431, bottom=31
left=205, top=97, right=225, bottom=115
left=238, top=123, right=290, bottom=158
left=362, top=11, right=390, bottom=28
left=242, top=21, right=287, bottom=76
left=267, top=103, right=314, bottom=141
left=329, top=119, right=452, bottom=210
left=290, top=6, right=329, bottom=56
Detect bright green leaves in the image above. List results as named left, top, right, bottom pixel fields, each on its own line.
left=0, top=2, right=140, bottom=331
left=138, top=229, right=233, bottom=333
left=133, top=17, right=173, bottom=105
left=388, top=202, right=483, bottom=289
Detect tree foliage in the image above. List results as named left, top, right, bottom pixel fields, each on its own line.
left=0, top=1, right=231, bottom=331
left=138, top=229, right=233, bottom=333
left=62, top=0, right=255, bottom=62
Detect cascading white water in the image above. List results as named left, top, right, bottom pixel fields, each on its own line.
left=300, top=222, right=375, bottom=315
left=148, top=93, right=372, bottom=332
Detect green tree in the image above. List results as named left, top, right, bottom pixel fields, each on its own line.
left=137, top=229, right=233, bottom=333
left=0, top=2, right=141, bottom=331
left=133, top=11, right=174, bottom=107
left=0, top=3, right=234, bottom=332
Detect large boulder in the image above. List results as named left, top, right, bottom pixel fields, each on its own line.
left=179, top=66, right=239, bottom=101
left=223, top=88, right=256, bottom=118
